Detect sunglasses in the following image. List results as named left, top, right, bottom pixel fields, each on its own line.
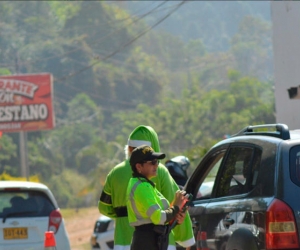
left=143, top=159, right=160, bottom=165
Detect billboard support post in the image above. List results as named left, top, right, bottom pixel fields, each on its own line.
left=19, top=131, right=29, bottom=180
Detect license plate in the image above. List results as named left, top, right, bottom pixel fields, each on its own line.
left=3, top=228, right=28, bottom=240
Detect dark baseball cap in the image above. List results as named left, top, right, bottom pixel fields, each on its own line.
left=130, top=145, right=166, bottom=169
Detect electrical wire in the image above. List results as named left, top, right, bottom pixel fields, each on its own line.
left=0, top=1, right=187, bottom=108
left=0, top=1, right=170, bottom=69
left=49, top=1, right=187, bottom=108
left=55, top=0, right=187, bottom=82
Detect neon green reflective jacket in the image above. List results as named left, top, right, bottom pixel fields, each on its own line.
left=126, top=177, right=170, bottom=227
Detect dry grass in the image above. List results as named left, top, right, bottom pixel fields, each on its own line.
left=61, top=206, right=101, bottom=250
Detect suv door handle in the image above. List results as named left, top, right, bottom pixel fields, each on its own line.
left=223, top=218, right=235, bottom=229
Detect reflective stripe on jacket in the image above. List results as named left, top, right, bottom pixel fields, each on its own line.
left=127, top=177, right=170, bottom=227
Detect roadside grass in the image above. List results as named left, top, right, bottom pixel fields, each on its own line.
left=60, top=207, right=83, bottom=219
left=60, top=206, right=100, bottom=250
left=60, top=206, right=99, bottom=219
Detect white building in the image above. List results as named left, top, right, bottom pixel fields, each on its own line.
left=272, top=1, right=300, bottom=129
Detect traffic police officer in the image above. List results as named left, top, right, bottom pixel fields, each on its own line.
left=126, top=145, right=189, bottom=250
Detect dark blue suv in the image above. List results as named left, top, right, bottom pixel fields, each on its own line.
left=185, top=124, right=300, bottom=250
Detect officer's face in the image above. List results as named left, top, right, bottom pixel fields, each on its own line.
left=140, top=159, right=159, bottom=178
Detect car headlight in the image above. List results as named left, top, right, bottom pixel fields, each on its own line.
left=90, top=234, right=97, bottom=246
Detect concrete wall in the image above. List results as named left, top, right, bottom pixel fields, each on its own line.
left=272, top=1, right=300, bottom=129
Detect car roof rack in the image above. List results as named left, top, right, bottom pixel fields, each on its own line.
left=231, top=123, right=290, bottom=140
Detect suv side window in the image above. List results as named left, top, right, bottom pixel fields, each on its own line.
left=215, top=146, right=260, bottom=198
left=290, top=146, right=300, bottom=187
left=196, top=150, right=226, bottom=200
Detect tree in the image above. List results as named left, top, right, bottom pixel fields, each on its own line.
left=0, top=134, right=18, bottom=176
left=230, top=16, right=273, bottom=81
left=113, top=70, right=275, bottom=159
left=55, top=93, right=103, bottom=173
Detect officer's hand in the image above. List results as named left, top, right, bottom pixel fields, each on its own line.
left=175, top=210, right=187, bottom=224
left=173, top=190, right=187, bottom=209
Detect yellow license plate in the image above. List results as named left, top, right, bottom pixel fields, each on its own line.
left=3, top=228, right=28, bottom=240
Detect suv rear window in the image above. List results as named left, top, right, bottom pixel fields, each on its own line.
left=0, top=190, right=55, bottom=219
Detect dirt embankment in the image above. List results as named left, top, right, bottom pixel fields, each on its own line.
left=64, top=207, right=101, bottom=250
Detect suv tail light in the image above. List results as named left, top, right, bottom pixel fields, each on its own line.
left=266, top=199, right=299, bottom=249
left=48, top=209, right=62, bottom=234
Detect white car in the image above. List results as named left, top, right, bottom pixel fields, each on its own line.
left=0, top=181, right=71, bottom=250
left=90, top=214, right=114, bottom=250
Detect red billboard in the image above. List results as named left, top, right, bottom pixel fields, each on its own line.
left=0, top=73, right=55, bottom=133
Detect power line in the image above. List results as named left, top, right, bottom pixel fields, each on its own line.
left=51, top=1, right=186, bottom=109
left=55, top=0, right=186, bottom=82
left=0, top=1, right=169, bottom=69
